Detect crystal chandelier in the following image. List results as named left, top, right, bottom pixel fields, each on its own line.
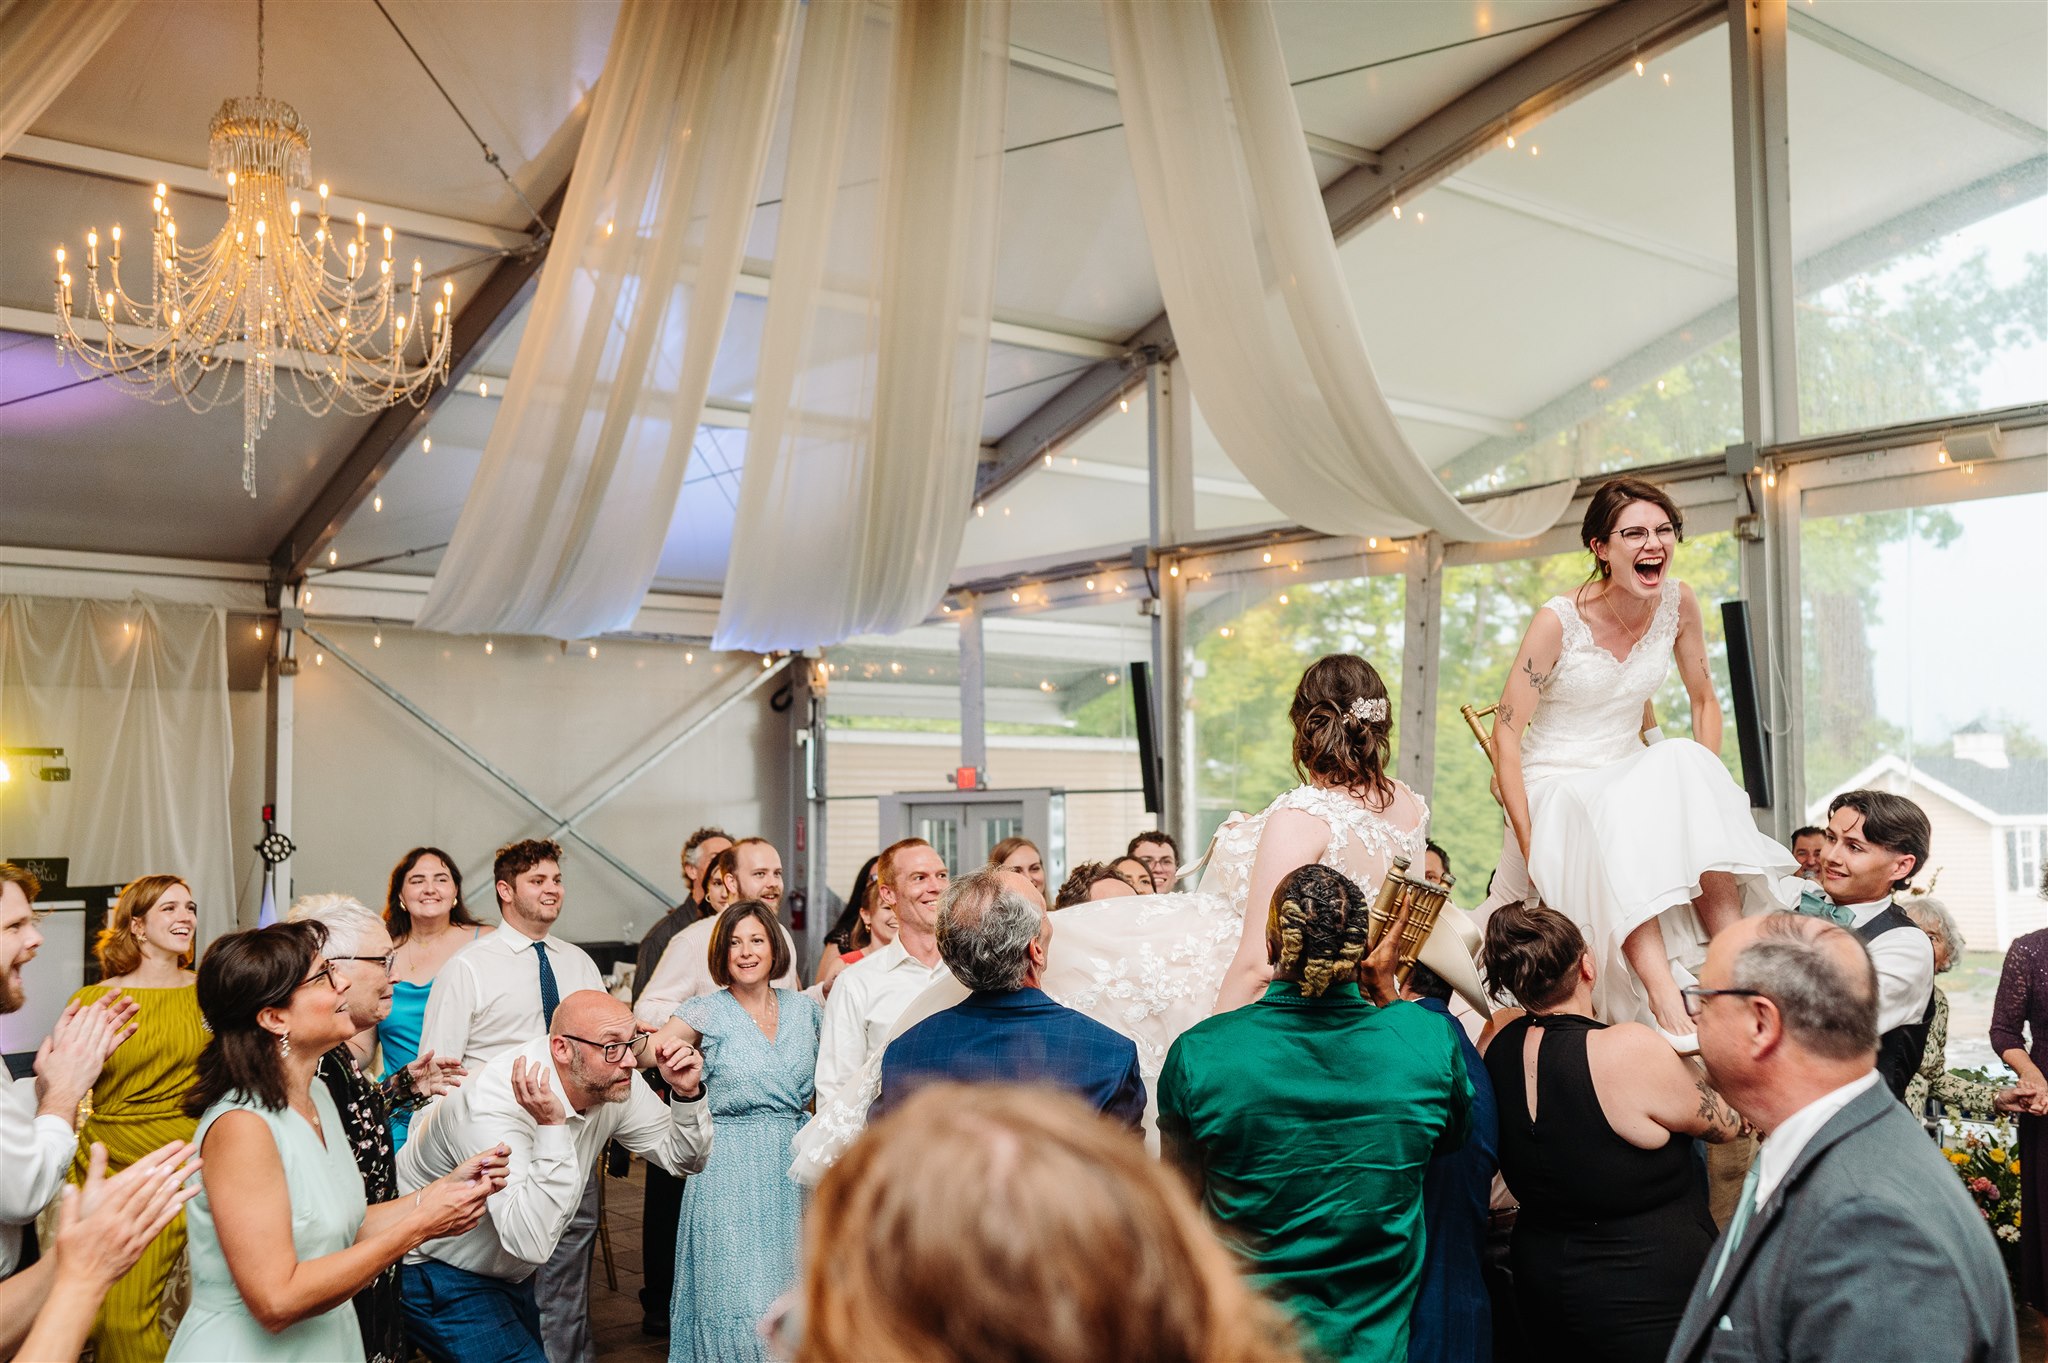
left=51, top=3, right=453, bottom=496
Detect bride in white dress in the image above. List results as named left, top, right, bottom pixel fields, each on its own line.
left=790, top=654, right=1473, bottom=1181
left=1478, top=475, right=1794, bottom=1043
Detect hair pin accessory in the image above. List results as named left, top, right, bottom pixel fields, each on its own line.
left=1348, top=696, right=1388, bottom=724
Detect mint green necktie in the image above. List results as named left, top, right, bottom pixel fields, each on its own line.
left=1795, top=887, right=1854, bottom=927
left=1709, top=1156, right=1765, bottom=1291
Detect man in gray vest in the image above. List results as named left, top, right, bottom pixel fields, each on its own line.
left=1667, top=912, right=2013, bottom=1362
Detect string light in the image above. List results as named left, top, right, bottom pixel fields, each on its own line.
left=1043, top=452, right=1052, bottom=467
left=372, top=630, right=382, bottom=647
left=255, top=623, right=264, bottom=639
left=477, top=380, right=489, bottom=397
left=1085, top=579, right=1096, bottom=591
left=328, top=549, right=338, bottom=565
left=302, top=589, right=312, bottom=604
left=975, top=504, right=986, bottom=517
left=1937, top=447, right=1950, bottom=464
left=1218, top=626, right=1232, bottom=638
left=588, top=644, right=599, bottom=659
left=422, top=437, right=432, bottom=453
left=1662, top=72, right=1672, bottom=86
left=1636, top=59, right=1645, bottom=75
left=1038, top=679, right=1053, bottom=692
left=484, top=639, right=494, bottom=654
left=372, top=495, right=382, bottom=512
left=1113, top=581, right=1126, bottom=594
left=1119, top=396, right=1129, bottom=413
left=1262, top=551, right=1272, bottom=563
left=1392, top=202, right=1402, bottom=220
left=313, top=651, right=324, bottom=666
left=1529, top=145, right=1540, bottom=157
left=1764, top=470, right=1778, bottom=489
left=1505, top=133, right=1516, bottom=149
left=685, top=650, right=694, bottom=663
left=763, top=654, right=775, bottom=668
left=1168, top=564, right=1180, bottom=577
left=1010, top=590, right=1021, bottom=603
left=1368, top=537, right=1379, bottom=549
left=1279, top=593, right=1290, bottom=605
left=1001, top=507, right=1010, bottom=516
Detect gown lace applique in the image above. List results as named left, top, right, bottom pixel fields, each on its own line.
left=788, top=781, right=1428, bottom=1184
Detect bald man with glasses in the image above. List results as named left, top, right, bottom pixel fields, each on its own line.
left=397, top=991, right=711, bottom=1363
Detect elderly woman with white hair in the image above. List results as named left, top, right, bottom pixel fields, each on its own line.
left=283, top=894, right=466, bottom=1363
left=1901, top=895, right=2042, bottom=1120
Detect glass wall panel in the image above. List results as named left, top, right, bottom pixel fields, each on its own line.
left=822, top=601, right=1153, bottom=897
left=1788, top=5, right=2048, bottom=435
left=1338, top=24, right=1743, bottom=499
left=1800, top=489, right=2048, bottom=1070
left=1431, top=532, right=1741, bottom=909
left=1189, top=573, right=1406, bottom=851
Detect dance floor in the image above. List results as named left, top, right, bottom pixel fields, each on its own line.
left=589, top=1161, right=669, bottom=1363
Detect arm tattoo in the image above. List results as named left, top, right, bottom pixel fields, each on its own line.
left=1694, top=1077, right=1745, bottom=1142
left=1520, top=655, right=1553, bottom=690
left=1495, top=700, right=1518, bottom=731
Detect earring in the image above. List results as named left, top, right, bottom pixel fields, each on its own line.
left=278, top=1031, right=292, bottom=1057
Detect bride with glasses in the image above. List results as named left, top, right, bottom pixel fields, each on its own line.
left=1474, top=475, right=1795, bottom=1048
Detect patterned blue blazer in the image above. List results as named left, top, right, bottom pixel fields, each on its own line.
left=875, top=987, right=1147, bottom=1129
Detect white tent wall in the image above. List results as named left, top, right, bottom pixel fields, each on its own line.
left=289, top=621, right=788, bottom=949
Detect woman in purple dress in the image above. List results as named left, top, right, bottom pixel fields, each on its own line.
left=1991, top=900, right=2048, bottom=1317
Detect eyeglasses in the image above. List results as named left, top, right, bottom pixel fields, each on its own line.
left=560, top=1032, right=650, bottom=1066
left=1612, top=523, right=1678, bottom=547
left=330, top=953, right=397, bottom=975
left=295, top=963, right=341, bottom=994
left=1679, top=985, right=1766, bottom=1018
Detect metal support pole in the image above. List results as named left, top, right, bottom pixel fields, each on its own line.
left=1148, top=356, right=1197, bottom=853
left=263, top=637, right=295, bottom=922
left=299, top=627, right=677, bottom=909
left=1400, top=533, right=1446, bottom=796
left=958, top=599, right=987, bottom=787
left=1729, top=0, right=1802, bottom=836
left=787, top=657, right=829, bottom=971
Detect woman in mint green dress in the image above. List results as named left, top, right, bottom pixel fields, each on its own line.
left=169, top=922, right=507, bottom=1362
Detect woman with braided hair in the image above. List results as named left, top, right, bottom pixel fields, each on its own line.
left=789, top=653, right=1490, bottom=1182
left=1159, top=863, right=1472, bottom=1363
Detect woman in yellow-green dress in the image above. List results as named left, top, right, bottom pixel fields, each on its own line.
left=66, top=874, right=209, bottom=1363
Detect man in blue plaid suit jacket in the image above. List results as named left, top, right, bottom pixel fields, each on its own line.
left=875, top=868, right=1146, bottom=1129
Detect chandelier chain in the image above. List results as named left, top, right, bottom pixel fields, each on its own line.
left=369, top=0, right=552, bottom=251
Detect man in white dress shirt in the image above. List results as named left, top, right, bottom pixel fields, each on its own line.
left=634, top=838, right=801, bottom=1027
left=0, top=864, right=135, bottom=1281
left=815, top=838, right=951, bottom=1104
left=398, top=989, right=710, bottom=1363
left=1668, top=912, right=2012, bottom=1362
left=416, top=839, right=607, bottom=1363
left=1787, top=791, right=1936, bottom=1103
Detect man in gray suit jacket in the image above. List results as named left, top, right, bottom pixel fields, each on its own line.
left=1667, top=912, right=2014, bottom=1363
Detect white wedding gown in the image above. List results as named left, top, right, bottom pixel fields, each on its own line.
left=788, top=782, right=1430, bottom=1183
left=1477, top=579, right=1795, bottom=1027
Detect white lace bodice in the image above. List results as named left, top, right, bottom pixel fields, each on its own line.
left=1200, top=782, right=1432, bottom=905
left=1518, top=580, right=1679, bottom=786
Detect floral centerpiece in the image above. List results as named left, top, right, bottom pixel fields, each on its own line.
left=1943, top=1099, right=2021, bottom=1283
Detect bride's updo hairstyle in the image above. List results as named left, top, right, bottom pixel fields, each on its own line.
left=1290, top=654, right=1393, bottom=805
left=1482, top=902, right=1587, bottom=1011
left=1580, top=476, right=1685, bottom=581
left=1266, top=864, right=1372, bottom=998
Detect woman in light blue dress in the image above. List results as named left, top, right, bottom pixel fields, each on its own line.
left=380, top=846, right=494, bottom=1149
left=664, top=902, right=821, bottom=1363
left=169, top=922, right=507, bottom=1362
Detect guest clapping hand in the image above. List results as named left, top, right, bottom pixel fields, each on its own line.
left=6, top=1139, right=202, bottom=1363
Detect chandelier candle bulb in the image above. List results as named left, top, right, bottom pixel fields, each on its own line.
left=110, top=225, right=120, bottom=260
left=87, top=231, right=97, bottom=267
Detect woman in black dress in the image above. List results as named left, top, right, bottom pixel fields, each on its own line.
left=1479, top=904, right=1746, bottom=1363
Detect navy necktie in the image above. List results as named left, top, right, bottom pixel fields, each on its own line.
left=534, top=940, right=560, bottom=1029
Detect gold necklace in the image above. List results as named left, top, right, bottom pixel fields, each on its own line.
left=1600, top=585, right=1652, bottom=646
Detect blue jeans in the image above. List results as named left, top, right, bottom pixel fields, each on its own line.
left=401, top=1259, right=546, bottom=1363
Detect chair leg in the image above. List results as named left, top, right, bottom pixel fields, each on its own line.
left=597, top=1165, right=618, bottom=1292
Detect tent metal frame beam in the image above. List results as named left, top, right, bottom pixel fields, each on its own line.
left=976, top=0, right=1721, bottom=510
left=6, top=134, right=535, bottom=253
left=266, top=179, right=569, bottom=592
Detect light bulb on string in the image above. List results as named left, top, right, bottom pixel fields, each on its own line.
left=373, top=495, right=382, bottom=512
left=484, top=639, right=494, bottom=655
left=1119, top=397, right=1129, bottom=413
left=373, top=631, right=382, bottom=648
left=589, top=644, right=599, bottom=659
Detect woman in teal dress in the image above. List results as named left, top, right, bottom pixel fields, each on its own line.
left=379, top=846, right=493, bottom=1148
left=662, top=902, right=820, bottom=1363
left=169, top=921, right=507, bottom=1361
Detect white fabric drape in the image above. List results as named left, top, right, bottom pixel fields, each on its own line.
left=0, top=0, right=138, bottom=155
left=712, top=0, right=1011, bottom=652
left=0, top=597, right=236, bottom=945
left=416, top=0, right=796, bottom=639
left=1102, top=0, right=1574, bottom=543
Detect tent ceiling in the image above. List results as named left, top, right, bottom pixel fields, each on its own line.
left=4, top=1, right=2039, bottom=616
